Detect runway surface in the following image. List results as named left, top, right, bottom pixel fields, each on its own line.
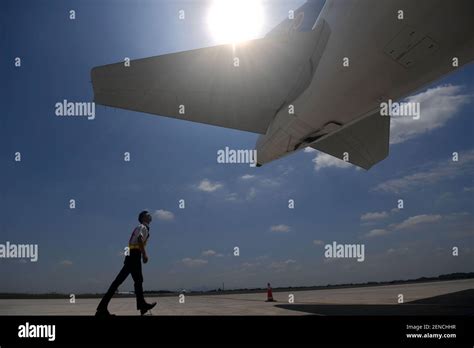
left=0, top=279, right=472, bottom=316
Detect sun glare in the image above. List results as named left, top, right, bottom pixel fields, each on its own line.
left=207, top=0, right=264, bottom=44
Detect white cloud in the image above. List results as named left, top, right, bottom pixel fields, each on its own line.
left=240, top=174, right=256, bottom=180
left=386, top=247, right=409, bottom=255
left=197, top=179, right=223, bottom=192
left=360, top=212, right=467, bottom=239
left=304, top=147, right=317, bottom=153
left=277, top=165, right=295, bottom=176
left=154, top=209, right=175, bottom=221
left=373, top=149, right=474, bottom=194
left=393, top=214, right=442, bottom=230
left=259, top=178, right=281, bottom=187
left=181, top=258, right=208, bottom=267
left=269, top=259, right=297, bottom=272
left=313, top=239, right=324, bottom=245
left=225, top=193, right=238, bottom=201
left=390, top=85, right=471, bottom=144
left=224, top=188, right=256, bottom=202
left=59, top=260, right=73, bottom=266
left=202, top=250, right=217, bottom=257
left=270, top=224, right=291, bottom=233
left=447, top=211, right=471, bottom=219
left=246, top=187, right=257, bottom=200
left=312, top=152, right=352, bottom=171
left=364, top=229, right=390, bottom=238
left=241, top=262, right=259, bottom=270
left=360, top=211, right=389, bottom=221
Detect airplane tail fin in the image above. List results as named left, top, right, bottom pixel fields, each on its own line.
left=309, top=111, right=390, bottom=170
left=266, top=0, right=326, bottom=38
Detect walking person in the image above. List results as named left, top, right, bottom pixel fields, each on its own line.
left=96, top=211, right=157, bottom=316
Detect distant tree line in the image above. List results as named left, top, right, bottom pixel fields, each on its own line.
left=1, top=272, right=472, bottom=299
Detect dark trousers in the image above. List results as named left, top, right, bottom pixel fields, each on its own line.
left=97, top=250, right=146, bottom=311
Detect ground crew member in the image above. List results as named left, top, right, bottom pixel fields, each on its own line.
left=96, top=211, right=157, bottom=316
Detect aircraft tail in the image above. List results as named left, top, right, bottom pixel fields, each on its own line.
left=266, top=0, right=326, bottom=37
left=309, top=111, right=390, bottom=170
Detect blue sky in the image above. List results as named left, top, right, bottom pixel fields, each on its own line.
left=1, top=0, right=473, bottom=293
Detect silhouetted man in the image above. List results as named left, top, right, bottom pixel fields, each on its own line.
left=96, top=211, right=156, bottom=316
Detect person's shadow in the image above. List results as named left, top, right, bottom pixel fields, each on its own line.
left=275, top=289, right=474, bottom=315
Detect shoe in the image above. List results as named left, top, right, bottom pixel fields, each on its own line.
left=95, top=309, right=115, bottom=317
left=139, top=302, right=156, bottom=315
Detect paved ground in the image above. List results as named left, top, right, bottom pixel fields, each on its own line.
left=0, top=279, right=472, bottom=315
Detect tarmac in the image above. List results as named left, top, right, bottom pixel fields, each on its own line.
left=0, top=279, right=472, bottom=316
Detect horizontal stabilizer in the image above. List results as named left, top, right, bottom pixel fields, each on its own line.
left=310, top=111, right=390, bottom=170
left=91, top=23, right=329, bottom=134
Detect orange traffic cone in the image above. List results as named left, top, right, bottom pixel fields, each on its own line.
left=265, top=283, right=276, bottom=302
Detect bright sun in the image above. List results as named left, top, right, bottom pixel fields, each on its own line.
left=207, top=0, right=264, bottom=44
